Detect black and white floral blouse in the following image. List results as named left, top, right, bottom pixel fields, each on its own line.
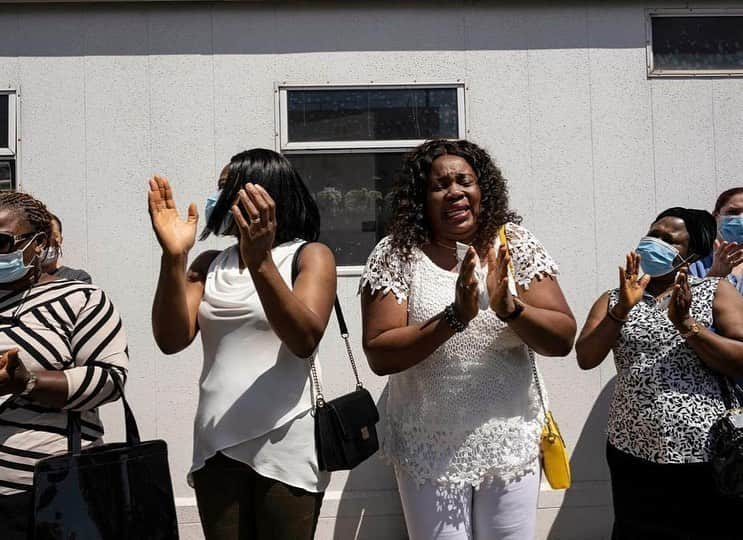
left=607, top=276, right=727, bottom=464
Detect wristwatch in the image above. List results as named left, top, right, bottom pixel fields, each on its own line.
left=679, top=320, right=701, bottom=339
left=19, top=371, right=37, bottom=397
left=496, top=297, right=525, bottom=322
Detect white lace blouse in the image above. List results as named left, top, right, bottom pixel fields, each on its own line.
left=360, top=223, right=559, bottom=487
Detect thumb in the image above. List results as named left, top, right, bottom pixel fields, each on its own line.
left=639, top=274, right=651, bottom=290
left=714, top=238, right=721, bottom=252
left=618, top=266, right=626, bottom=286
left=186, top=203, right=199, bottom=225
left=486, top=246, right=497, bottom=271
left=3, top=349, right=19, bottom=372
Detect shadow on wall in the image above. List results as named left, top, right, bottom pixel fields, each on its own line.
left=331, top=385, right=408, bottom=540
left=548, top=377, right=616, bottom=540
left=0, top=2, right=646, bottom=58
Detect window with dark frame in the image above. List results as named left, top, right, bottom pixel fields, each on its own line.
left=650, top=14, right=743, bottom=74
left=279, top=85, right=464, bottom=266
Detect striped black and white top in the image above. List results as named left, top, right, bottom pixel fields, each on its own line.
left=0, top=279, right=128, bottom=495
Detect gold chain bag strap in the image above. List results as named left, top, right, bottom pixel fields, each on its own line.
left=498, top=226, right=571, bottom=489
left=292, top=242, right=380, bottom=472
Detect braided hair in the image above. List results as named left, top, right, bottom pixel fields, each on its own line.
left=0, top=191, right=53, bottom=240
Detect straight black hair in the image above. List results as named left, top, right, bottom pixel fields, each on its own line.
left=200, top=149, right=320, bottom=245
left=654, top=207, right=716, bottom=258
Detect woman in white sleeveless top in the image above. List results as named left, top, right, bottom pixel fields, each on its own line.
left=360, top=140, right=576, bottom=540
left=147, top=149, right=337, bottom=540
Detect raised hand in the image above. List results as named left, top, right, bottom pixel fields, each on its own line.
left=454, top=246, right=480, bottom=325
left=148, top=175, right=198, bottom=257
left=616, top=252, right=651, bottom=318
left=231, top=183, right=277, bottom=270
left=668, top=267, right=693, bottom=328
left=0, top=349, right=29, bottom=396
left=708, top=239, right=743, bottom=278
left=486, top=245, right=515, bottom=318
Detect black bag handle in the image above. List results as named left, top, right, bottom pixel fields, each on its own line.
left=68, top=371, right=140, bottom=455
left=291, top=242, right=362, bottom=407
left=716, top=373, right=743, bottom=411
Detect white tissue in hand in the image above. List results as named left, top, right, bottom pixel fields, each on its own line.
left=456, top=243, right=490, bottom=311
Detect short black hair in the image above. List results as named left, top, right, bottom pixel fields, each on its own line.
left=714, top=187, right=743, bottom=214
left=654, top=207, right=716, bottom=258
left=200, top=149, right=320, bottom=245
left=50, top=214, right=62, bottom=234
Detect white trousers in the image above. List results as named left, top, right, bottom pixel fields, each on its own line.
left=395, top=467, right=540, bottom=540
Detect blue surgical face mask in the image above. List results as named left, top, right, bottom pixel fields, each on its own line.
left=636, top=236, right=693, bottom=277
left=204, top=190, right=233, bottom=236
left=719, top=215, right=743, bottom=243
left=0, top=235, right=39, bottom=284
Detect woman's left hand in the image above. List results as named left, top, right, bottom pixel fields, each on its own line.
left=668, top=267, right=693, bottom=328
left=486, top=245, right=515, bottom=317
left=0, top=349, right=30, bottom=396
left=232, top=183, right=277, bottom=270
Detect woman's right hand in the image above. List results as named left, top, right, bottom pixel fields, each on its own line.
left=148, top=175, right=198, bottom=258
left=616, top=251, right=650, bottom=318
left=454, top=246, right=480, bottom=325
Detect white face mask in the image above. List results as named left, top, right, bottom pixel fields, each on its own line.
left=41, top=246, right=61, bottom=266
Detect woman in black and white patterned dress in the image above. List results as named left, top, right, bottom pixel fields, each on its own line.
left=576, top=207, right=743, bottom=540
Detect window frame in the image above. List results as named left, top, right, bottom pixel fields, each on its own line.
left=0, top=90, right=17, bottom=157
left=646, top=8, right=743, bottom=78
left=275, top=82, right=466, bottom=274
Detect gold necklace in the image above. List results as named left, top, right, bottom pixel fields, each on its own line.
left=434, top=240, right=457, bottom=252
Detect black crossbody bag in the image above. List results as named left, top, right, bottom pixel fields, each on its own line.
left=709, top=374, right=743, bottom=497
left=292, top=243, right=380, bottom=472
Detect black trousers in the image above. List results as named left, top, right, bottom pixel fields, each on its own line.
left=192, top=452, right=324, bottom=540
left=0, top=491, right=32, bottom=540
left=607, top=442, right=743, bottom=540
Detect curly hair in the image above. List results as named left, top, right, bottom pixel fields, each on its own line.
left=387, top=139, right=520, bottom=259
left=0, top=190, right=53, bottom=240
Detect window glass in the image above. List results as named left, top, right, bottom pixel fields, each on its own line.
left=652, top=16, right=743, bottom=70
left=287, top=88, right=459, bottom=142
left=0, top=95, right=8, bottom=149
left=290, top=152, right=405, bottom=266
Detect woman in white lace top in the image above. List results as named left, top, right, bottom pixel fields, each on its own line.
left=360, top=139, right=576, bottom=540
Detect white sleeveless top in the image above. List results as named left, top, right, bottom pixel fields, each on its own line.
left=190, top=239, right=329, bottom=492
left=360, top=223, right=558, bottom=487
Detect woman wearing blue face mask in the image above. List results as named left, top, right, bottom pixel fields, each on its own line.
left=575, top=207, right=743, bottom=540
left=689, top=187, right=743, bottom=295
left=148, top=149, right=337, bottom=540
left=0, top=192, right=129, bottom=539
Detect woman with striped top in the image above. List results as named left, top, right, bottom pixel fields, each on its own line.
left=0, top=192, right=129, bottom=539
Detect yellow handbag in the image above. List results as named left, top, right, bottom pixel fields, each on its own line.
left=498, top=226, right=571, bottom=490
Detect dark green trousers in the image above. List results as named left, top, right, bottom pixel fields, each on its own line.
left=192, top=452, right=324, bottom=540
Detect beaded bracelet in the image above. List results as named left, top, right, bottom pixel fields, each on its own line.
left=443, top=303, right=468, bottom=332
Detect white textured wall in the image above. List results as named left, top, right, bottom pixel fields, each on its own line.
left=1, top=2, right=741, bottom=538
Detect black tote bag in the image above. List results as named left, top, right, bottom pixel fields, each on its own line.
left=30, top=376, right=179, bottom=540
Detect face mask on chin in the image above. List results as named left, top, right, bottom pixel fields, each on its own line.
left=636, top=236, right=695, bottom=278
left=41, top=246, right=61, bottom=267
left=0, top=235, right=40, bottom=284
